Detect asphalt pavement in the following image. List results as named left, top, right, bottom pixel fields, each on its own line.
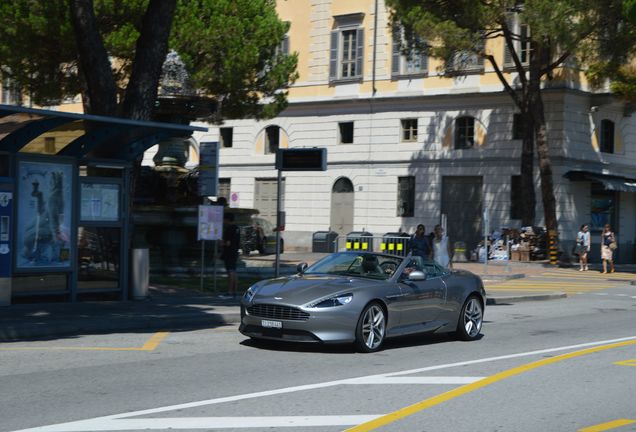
left=2, top=252, right=632, bottom=343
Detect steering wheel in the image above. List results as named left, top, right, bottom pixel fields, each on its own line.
left=380, top=262, right=397, bottom=275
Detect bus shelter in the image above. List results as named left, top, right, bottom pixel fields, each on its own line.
left=0, top=104, right=207, bottom=305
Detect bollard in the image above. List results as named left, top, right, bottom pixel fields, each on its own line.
left=548, top=230, right=558, bottom=265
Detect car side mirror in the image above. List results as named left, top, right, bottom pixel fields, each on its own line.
left=297, top=262, right=308, bottom=274
left=408, top=270, right=427, bottom=281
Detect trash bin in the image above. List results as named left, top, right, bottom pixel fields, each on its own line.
left=346, top=231, right=373, bottom=252
left=312, top=231, right=338, bottom=253
left=131, top=248, right=149, bottom=300
left=381, top=232, right=410, bottom=256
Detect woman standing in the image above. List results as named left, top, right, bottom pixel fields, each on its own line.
left=601, top=223, right=616, bottom=274
left=433, top=224, right=452, bottom=268
left=576, top=224, right=590, bottom=271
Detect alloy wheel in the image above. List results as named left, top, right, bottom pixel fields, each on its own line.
left=361, top=304, right=385, bottom=350
left=463, top=297, right=483, bottom=338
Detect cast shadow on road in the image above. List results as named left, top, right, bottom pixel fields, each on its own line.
left=0, top=293, right=238, bottom=344
left=239, top=332, right=485, bottom=354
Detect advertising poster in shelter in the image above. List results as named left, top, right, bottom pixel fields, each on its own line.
left=16, top=160, right=73, bottom=269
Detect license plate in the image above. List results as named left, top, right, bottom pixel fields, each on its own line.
left=261, top=319, right=282, bottom=329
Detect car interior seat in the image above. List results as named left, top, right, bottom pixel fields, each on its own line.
left=361, top=255, right=382, bottom=275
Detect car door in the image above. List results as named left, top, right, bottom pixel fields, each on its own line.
left=396, top=260, right=447, bottom=326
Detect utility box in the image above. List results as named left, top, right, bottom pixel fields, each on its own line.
left=312, top=231, right=338, bottom=253
left=346, top=231, right=373, bottom=252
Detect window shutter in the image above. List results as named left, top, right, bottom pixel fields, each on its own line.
left=282, top=35, right=290, bottom=55
left=329, top=30, right=339, bottom=80
left=503, top=15, right=514, bottom=67
left=420, top=45, right=428, bottom=74
left=392, top=28, right=401, bottom=76
left=355, top=27, right=364, bottom=78
left=476, top=39, right=485, bottom=68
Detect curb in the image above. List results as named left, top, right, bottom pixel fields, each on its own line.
left=486, top=292, right=567, bottom=305
left=481, top=273, right=525, bottom=283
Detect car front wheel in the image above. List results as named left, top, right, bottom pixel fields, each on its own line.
left=355, top=302, right=386, bottom=353
left=456, top=295, right=483, bottom=341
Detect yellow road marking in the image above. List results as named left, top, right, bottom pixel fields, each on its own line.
left=541, top=272, right=636, bottom=280
left=0, top=332, right=169, bottom=352
left=614, top=359, right=636, bottom=367
left=579, top=419, right=636, bottom=431
left=345, top=339, right=636, bottom=432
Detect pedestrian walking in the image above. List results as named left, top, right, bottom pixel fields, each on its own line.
left=221, top=211, right=240, bottom=298
left=409, top=224, right=433, bottom=260
left=600, top=223, right=616, bottom=274
left=433, top=224, right=453, bottom=268
left=575, top=224, right=590, bottom=271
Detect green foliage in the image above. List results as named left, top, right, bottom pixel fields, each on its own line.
left=0, top=1, right=77, bottom=105
left=387, top=0, right=634, bottom=79
left=0, top=0, right=297, bottom=119
left=171, top=0, right=298, bottom=119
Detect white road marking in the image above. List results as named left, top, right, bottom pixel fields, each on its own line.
left=346, top=376, right=485, bottom=385
left=11, top=335, right=636, bottom=432
left=14, top=416, right=381, bottom=431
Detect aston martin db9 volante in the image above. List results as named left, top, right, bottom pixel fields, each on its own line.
left=239, top=251, right=486, bottom=352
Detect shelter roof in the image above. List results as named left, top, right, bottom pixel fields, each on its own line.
left=0, top=104, right=207, bottom=161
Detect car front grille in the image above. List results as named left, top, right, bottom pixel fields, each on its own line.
left=247, top=303, right=310, bottom=321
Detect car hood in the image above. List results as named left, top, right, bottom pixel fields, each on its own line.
left=252, top=274, right=381, bottom=306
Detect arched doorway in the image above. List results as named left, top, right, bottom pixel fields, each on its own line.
left=330, top=177, right=354, bottom=236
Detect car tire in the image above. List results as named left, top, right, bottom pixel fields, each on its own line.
left=455, top=295, right=483, bottom=341
left=354, top=302, right=386, bottom=353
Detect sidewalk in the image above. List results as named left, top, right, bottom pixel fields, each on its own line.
left=0, top=253, right=598, bottom=343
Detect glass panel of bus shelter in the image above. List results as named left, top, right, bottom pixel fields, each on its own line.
left=77, top=226, right=120, bottom=291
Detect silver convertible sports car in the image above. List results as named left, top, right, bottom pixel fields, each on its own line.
left=239, top=251, right=486, bottom=352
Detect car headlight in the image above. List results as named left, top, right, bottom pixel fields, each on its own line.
left=243, top=286, right=257, bottom=302
left=308, top=293, right=353, bottom=308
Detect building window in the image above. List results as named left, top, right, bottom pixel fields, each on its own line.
left=339, top=122, right=354, bottom=144
left=510, top=175, right=523, bottom=219
left=455, top=116, right=475, bottom=149
left=391, top=27, right=428, bottom=76
left=329, top=25, right=364, bottom=82
left=220, top=127, right=233, bottom=148
left=504, top=16, right=532, bottom=68
left=401, top=119, right=418, bottom=142
left=446, top=36, right=485, bottom=74
left=600, top=119, right=614, bottom=154
left=513, top=113, right=525, bottom=140
left=397, top=176, right=415, bottom=217
left=218, top=178, right=231, bottom=202
left=265, top=125, right=280, bottom=154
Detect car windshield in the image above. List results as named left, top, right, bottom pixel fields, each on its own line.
left=305, top=252, right=403, bottom=280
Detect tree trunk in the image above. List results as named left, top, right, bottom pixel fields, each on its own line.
left=520, top=104, right=536, bottom=226
left=121, top=0, right=177, bottom=120
left=69, top=0, right=118, bottom=117
left=529, top=48, right=558, bottom=234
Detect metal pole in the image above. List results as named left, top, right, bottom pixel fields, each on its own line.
left=200, top=239, right=205, bottom=291
left=483, top=208, right=489, bottom=275
left=275, top=168, right=282, bottom=278
left=213, top=240, right=217, bottom=292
